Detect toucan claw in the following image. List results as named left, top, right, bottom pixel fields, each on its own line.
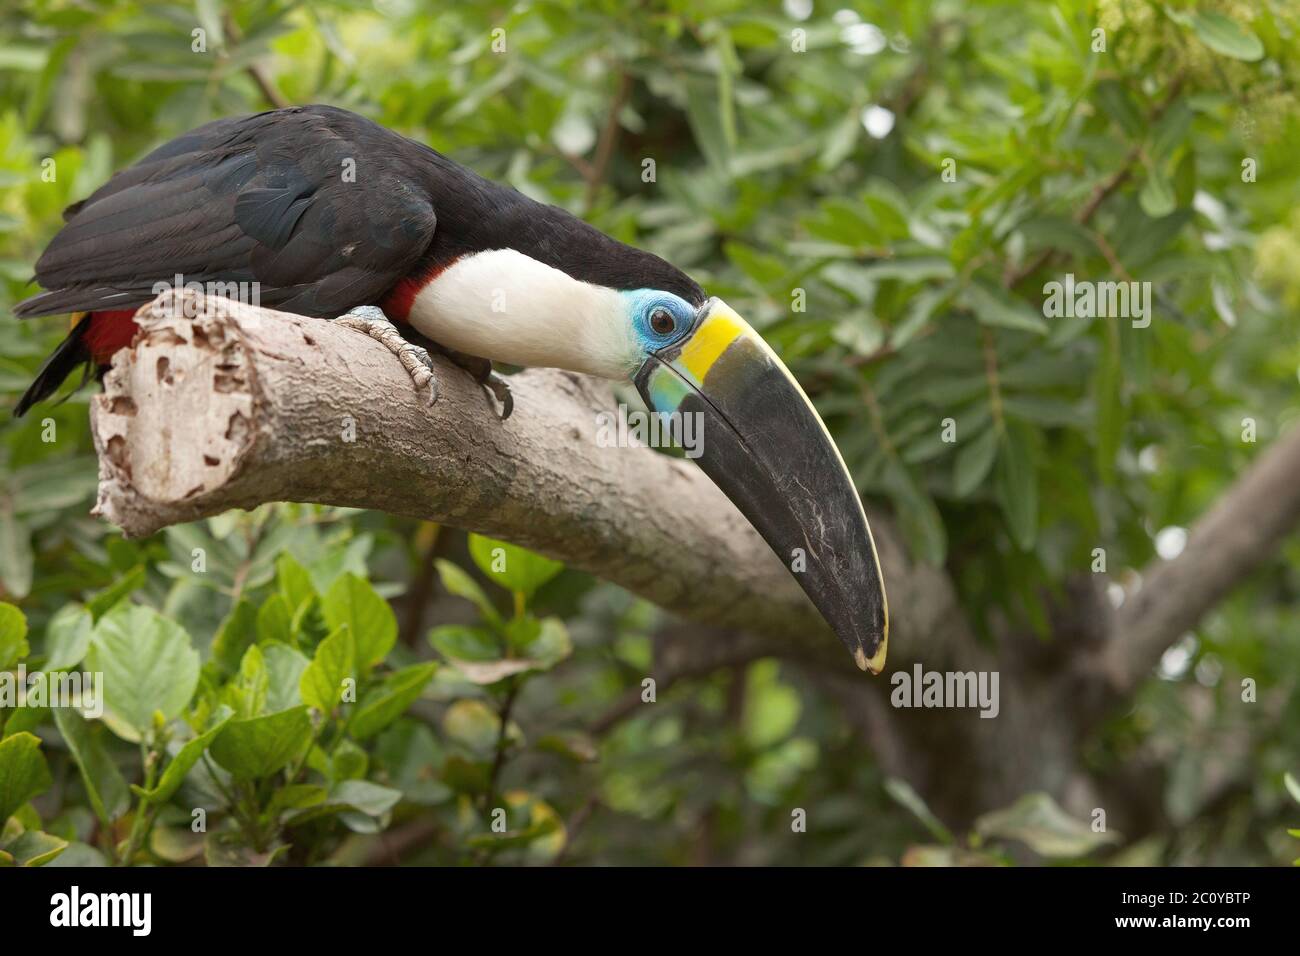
left=483, top=370, right=513, bottom=421
left=425, top=340, right=512, bottom=421
left=335, top=306, right=439, bottom=406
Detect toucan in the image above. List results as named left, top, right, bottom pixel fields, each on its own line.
left=12, top=104, right=888, bottom=671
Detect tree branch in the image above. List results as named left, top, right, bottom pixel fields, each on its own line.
left=1105, top=423, right=1300, bottom=692
left=88, top=291, right=960, bottom=664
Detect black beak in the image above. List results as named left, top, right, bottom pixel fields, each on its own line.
left=634, top=298, right=888, bottom=671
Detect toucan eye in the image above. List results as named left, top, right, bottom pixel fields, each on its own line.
left=650, top=307, right=676, bottom=336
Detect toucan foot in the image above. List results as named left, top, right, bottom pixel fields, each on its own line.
left=335, top=306, right=438, bottom=406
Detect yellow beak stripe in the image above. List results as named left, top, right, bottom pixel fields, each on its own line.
left=677, top=310, right=746, bottom=383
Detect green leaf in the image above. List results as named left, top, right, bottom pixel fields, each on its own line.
left=266, top=783, right=327, bottom=819
left=1139, top=165, right=1177, bottom=218
left=1093, top=80, right=1143, bottom=138
left=892, top=285, right=949, bottom=348
left=321, top=573, right=396, bottom=670
left=276, top=552, right=316, bottom=616
left=511, top=617, right=572, bottom=670
left=725, top=242, right=787, bottom=287
left=327, top=779, right=402, bottom=817
left=132, top=708, right=234, bottom=805
left=885, top=777, right=954, bottom=844
left=964, top=281, right=1048, bottom=334
left=954, top=427, right=999, bottom=497
left=975, top=792, right=1118, bottom=857
left=819, top=110, right=859, bottom=170
left=262, top=643, right=309, bottom=713
left=86, top=604, right=200, bottom=742
left=434, top=559, right=501, bottom=625
left=85, top=566, right=145, bottom=620
left=443, top=699, right=502, bottom=754
left=0, top=510, right=33, bottom=599
left=536, top=731, right=598, bottom=763
left=11, top=462, right=95, bottom=515
left=210, top=599, right=257, bottom=676
left=466, top=792, right=564, bottom=860
left=227, top=644, right=268, bottom=718
left=256, top=593, right=293, bottom=645
left=282, top=779, right=402, bottom=830
left=331, top=739, right=368, bottom=780
left=0, top=732, right=51, bottom=824
left=204, top=830, right=288, bottom=867
left=804, top=197, right=881, bottom=247
left=52, top=707, right=129, bottom=827
left=210, top=705, right=312, bottom=779
left=348, top=662, right=437, bottom=740
left=995, top=422, right=1038, bottom=551
left=0, top=602, right=28, bottom=670
left=299, top=626, right=355, bottom=715
left=195, top=0, right=226, bottom=49
left=886, top=464, right=947, bottom=566
left=685, top=75, right=731, bottom=177
left=1189, top=12, right=1264, bottom=61
left=1285, top=772, right=1300, bottom=806
left=467, top=535, right=563, bottom=598
left=1, top=701, right=45, bottom=738
left=429, top=624, right=501, bottom=662
left=44, top=604, right=91, bottom=671
left=1150, top=99, right=1192, bottom=163
left=2, top=829, right=68, bottom=866
left=1001, top=395, right=1089, bottom=428
left=374, top=721, right=449, bottom=804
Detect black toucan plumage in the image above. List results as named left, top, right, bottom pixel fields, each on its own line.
left=12, top=104, right=889, bottom=671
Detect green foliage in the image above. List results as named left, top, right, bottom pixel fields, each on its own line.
left=0, top=0, right=1296, bottom=866
left=0, top=537, right=573, bottom=864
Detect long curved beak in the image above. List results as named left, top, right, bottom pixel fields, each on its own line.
left=633, top=298, right=889, bottom=672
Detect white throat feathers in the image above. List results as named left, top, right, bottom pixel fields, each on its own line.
left=406, top=248, right=638, bottom=379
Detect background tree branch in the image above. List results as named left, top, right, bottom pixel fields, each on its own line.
left=1105, top=421, right=1300, bottom=693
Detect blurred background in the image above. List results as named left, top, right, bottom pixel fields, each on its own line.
left=0, top=0, right=1298, bottom=866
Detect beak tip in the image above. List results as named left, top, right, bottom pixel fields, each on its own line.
left=852, top=633, right=888, bottom=675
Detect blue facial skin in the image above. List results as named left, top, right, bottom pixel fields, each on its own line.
left=622, top=289, right=697, bottom=358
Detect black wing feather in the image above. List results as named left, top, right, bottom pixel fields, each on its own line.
left=16, top=106, right=438, bottom=320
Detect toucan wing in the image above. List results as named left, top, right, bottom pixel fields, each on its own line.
left=15, top=105, right=438, bottom=319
